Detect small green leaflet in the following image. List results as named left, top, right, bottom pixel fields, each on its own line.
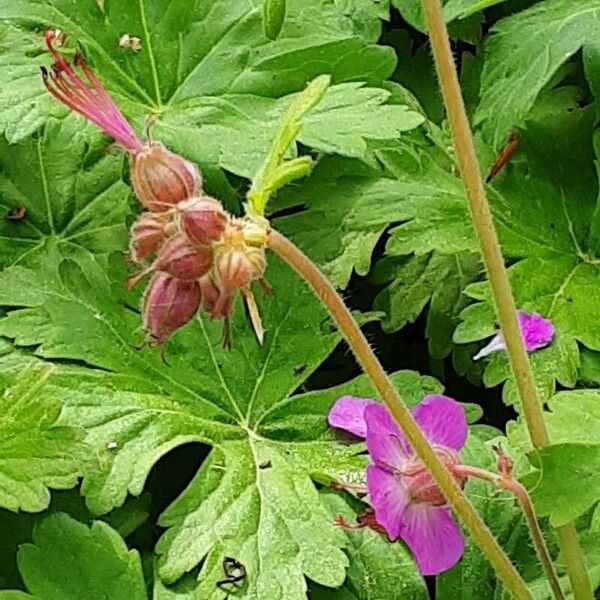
left=476, top=0, right=600, bottom=147
left=510, top=389, right=600, bottom=528
left=0, top=361, right=88, bottom=513
left=0, top=0, right=422, bottom=180
left=0, top=513, right=146, bottom=600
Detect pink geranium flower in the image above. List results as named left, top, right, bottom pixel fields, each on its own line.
left=473, top=310, right=554, bottom=360
left=329, top=395, right=468, bottom=575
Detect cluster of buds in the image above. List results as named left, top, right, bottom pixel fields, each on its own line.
left=129, top=199, right=268, bottom=346
left=41, top=30, right=269, bottom=347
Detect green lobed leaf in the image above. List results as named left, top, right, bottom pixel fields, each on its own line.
left=0, top=0, right=421, bottom=181
left=476, top=0, right=600, bottom=147
left=0, top=192, right=440, bottom=599
left=0, top=513, right=146, bottom=600
left=308, top=491, right=428, bottom=600
left=0, top=117, right=130, bottom=268
left=509, top=389, right=600, bottom=527
left=454, top=87, right=600, bottom=403
left=0, top=362, right=88, bottom=513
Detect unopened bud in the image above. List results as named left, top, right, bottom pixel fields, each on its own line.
left=215, top=248, right=253, bottom=293
left=130, top=142, right=202, bottom=212
left=178, top=197, right=228, bottom=245
left=129, top=212, right=176, bottom=263
left=143, top=272, right=201, bottom=342
left=154, top=235, right=213, bottom=281
left=245, top=247, right=267, bottom=280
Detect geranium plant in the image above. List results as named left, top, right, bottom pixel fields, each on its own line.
left=0, top=1, right=599, bottom=599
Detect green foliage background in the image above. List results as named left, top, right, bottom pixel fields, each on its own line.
left=0, top=0, right=599, bottom=598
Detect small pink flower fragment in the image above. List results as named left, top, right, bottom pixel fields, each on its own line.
left=328, top=395, right=468, bottom=575
left=473, top=310, right=554, bottom=361
left=328, top=396, right=377, bottom=438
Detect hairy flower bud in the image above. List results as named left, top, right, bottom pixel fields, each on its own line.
left=215, top=248, right=253, bottom=293
left=143, top=272, right=201, bottom=342
left=154, top=235, right=213, bottom=281
left=129, top=212, right=176, bottom=263
left=178, top=197, right=228, bottom=245
left=245, top=247, right=267, bottom=280
left=130, top=142, right=202, bottom=212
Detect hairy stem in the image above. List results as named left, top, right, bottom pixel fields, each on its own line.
left=268, top=229, right=533, bottom=600
left=456, top=465, right=565, bottom=600
left=421, top=0, right=592, bottom=597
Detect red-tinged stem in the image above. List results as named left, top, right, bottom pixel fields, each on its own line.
left=455, top=465, right=564, bottom=600
left=268, top=229, right=533, bottom=600
left=421, top=1, right=593, bottom=597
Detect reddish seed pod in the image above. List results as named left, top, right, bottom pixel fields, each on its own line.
left=129, top=212, right=176, bottom=263
left=178, top=197, right=228, bottom=245
left=215, top=248, right=253, bottom=293
left=199, top=276, right=234, bottom=320
left=143, top=272, right=201, bottom=343
left=154, top=235, right=213, bottom=281
left=130, top=142, right=202, bottom=212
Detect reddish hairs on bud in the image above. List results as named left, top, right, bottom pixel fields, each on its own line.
left=130, top=212, right=176, bottom=263
left=154, top=235, right=214, bottom=281
left=178, top=197, right=228, bottom=245
left=130, top=143, right=202, bottom=212
left=143, top=272, right=201, bottom=343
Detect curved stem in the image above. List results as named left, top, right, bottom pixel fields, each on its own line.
left=456, top=465, right=565, bottom=600
left=421, top=0, right=593, bottom=597
left=268, top=229, right=533, bottom=600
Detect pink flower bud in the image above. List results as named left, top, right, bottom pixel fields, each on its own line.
left=143, top=272, right=201, bottom=343
left=215, top=248, right=253, bottom=293
left=154, top=235, right=213, bottom=281
left=130, top=142, right=202, bottom=212
left=178, top=197, right=228, bottom=245
left=129, top=212, right=176, bottom=263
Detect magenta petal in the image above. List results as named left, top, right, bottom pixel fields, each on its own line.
left=411, top=395, right=468, bottom=451
left=328, top=396, right=377, bottom=438
left=366, top=464, right=407, bottom=540
left=518, top=311, right=554, bottom=352
left=402, top=504, right=465, bottom=575
left=365, top=403, right=411, bottom=467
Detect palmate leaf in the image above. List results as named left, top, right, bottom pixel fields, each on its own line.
left=0, top=117, right=130, bottom=268
left=0, top=513, right=146, bottom=600
left=476, top=0, right=600, bottom=148
left=0, top=252, right=437, bottom=598
left=0, top=0, right=423, bottom=182
left=0, top=121, right=434, bottom=596
left=0, top=359, right=88, bottom=513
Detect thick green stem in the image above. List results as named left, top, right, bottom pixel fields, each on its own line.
left=268, top=229, right=533, bottom=600
left=421, top=0, right=593, bottom=598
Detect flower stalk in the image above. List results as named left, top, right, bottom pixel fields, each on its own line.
left=454, top=458, right=564, bottom=600
left=420, top=1, right=593, bottom=597
left=268, top=229, right=533, bottom=600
